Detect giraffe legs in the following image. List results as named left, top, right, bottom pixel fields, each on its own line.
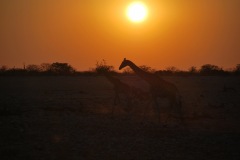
left=165, top=96, right=186, bottom=127
left=141, top=99, right=152, bottom=122
left=147, top=93, right=165, bottom=125
left=173, top=95, right=186, bottom=127
left=112, top=90, right=133, bottom=116
left=175, top=99, right=186, bottom=127
left=152, top=97, right=161, bottom=124
left=111, top=91, right=120, bottom=116
left=114, top=90, right=120, bottom=105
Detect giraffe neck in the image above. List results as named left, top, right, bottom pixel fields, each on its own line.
left=127, top=61, right=160, bottom=84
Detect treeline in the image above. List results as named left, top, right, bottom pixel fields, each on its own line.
left=0, top=61, right=240, bottom=76
left=0, top=62, right=76, bottom=76
left=94, top=60, right=240, bottom=76
left=155, top=64, right=240, bottom=76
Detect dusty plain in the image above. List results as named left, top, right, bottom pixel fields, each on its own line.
left=0, top=76, right=240, bottom=160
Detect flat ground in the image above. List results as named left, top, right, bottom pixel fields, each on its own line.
left=0, top=76, right=240, bottom=160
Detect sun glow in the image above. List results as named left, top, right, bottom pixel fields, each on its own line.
left=126, top=1, right=148, bottom=23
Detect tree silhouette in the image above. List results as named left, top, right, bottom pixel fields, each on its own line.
left=189, top=66, right=198, bottom=74
left=200, top=64, right=224, bottom=75
left=26, top=64, right=40, bottom=73
left=49, top=62, right=75, bottom=75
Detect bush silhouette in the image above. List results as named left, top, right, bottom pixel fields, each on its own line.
left=200, top=64, right=224, bottom=75
left=94, top=59, right=115, bottom=74
left=189, top=66, right=198, bottom=74
left=139, top=65, right=156, bottom=73
left=26, top=64, right=40, bottom=74
left=49, top=62, right=75, bottom=75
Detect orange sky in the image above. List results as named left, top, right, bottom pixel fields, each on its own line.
left=0, top=0, right=240, bottom=71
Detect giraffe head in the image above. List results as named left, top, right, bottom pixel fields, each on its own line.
left=119, top=58, right=129, bottom=70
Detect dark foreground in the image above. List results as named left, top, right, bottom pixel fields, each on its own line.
left=0, top=76, right=240, bottom=160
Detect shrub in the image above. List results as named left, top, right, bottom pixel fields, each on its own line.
left=94, top=59, right=115, bottom=74
left=200, top=64, right=224, bottom=75
left=49, top=62, right=75, bottom=75
left=139, top=65, right=156, bottom=73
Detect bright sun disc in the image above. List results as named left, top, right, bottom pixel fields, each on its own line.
left=126, top=2, right=148, bottom=23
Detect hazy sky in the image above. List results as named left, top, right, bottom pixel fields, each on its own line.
left=0, top=0, right=239, bottom=70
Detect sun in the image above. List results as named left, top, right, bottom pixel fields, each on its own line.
left=126, top=1, right=148, bottom=23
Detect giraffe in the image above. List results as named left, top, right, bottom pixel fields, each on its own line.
left=104, top=73, right=135, bottom=114
left=119, top=58, right=184, bottom=125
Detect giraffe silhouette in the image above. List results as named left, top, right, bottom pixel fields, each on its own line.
left=104, top=73, right=135, bottom=114
left=119, top=58, right=184, bottom=125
